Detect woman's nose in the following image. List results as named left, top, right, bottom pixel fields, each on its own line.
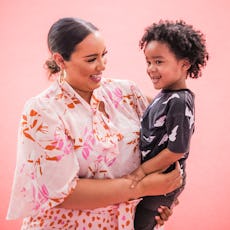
left=96, top=58, right=107, bottom=71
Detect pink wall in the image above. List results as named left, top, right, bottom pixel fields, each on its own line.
left=1, top=0, right=230, bottom=229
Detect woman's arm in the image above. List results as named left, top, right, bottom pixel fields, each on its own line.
left=126, top=148, right=183, bottom=188
left=57, top=162, right=182, bottom=210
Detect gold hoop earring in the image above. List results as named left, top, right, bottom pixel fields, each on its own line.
left=60, top=69, right=66, bottom=82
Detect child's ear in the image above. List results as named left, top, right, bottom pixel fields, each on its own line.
left=182, top=59, right=191, bottom=71
left=53, top=53, right=65, bottom=69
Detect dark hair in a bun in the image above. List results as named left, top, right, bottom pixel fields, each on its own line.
left=44, top=17, right=98, bottom=78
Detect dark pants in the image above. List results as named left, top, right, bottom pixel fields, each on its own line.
left=134, top=186, right=184, bottom=230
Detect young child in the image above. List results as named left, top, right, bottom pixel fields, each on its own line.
left=129, top=20, right=209, bottom=230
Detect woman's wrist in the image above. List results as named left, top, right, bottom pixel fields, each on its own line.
left=122, top=177, right=142, bottom=200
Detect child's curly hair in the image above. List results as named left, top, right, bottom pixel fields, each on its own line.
left=139, top=20, right=209, bottom=78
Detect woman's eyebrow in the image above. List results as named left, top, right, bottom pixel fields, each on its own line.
left=83, top=48, right=107, bottom=58
left=83, top=54, right=97, bottom=58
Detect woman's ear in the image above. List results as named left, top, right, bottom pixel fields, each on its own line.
left=53, top=53, right=65, bottom=69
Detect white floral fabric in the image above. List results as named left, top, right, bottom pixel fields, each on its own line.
left=7, top=77, right=148, bottom=229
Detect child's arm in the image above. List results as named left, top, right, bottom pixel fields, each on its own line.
left=141, top=148, right=184, bottom=175
left=127, top=148, right=184, bottom=188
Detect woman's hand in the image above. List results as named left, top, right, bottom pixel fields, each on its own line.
left=124, top=166, right=146, bottom=188
left=139, top=161, right=182, bottom=197
left=57, top=162, right=181, bottom=210
left=155, top=198, right=179, bottom=226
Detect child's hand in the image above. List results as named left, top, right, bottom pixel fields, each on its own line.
left=125, top=166, right=146, bottom=188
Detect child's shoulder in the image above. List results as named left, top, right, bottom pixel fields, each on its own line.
left=163, top=89, right=194, bottom=100
left=160, top=89, right=194, bottom=108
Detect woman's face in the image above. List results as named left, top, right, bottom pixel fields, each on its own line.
left=64, top=31, right=107, bottom=100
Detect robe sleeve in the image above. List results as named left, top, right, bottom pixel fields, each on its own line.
left=7, top=97, right=80, bottom=219
left=129, top=80, right=149, bottom=119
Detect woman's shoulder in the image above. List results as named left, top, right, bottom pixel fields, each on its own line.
left=101, top=77, right=139, bottom=92
left=23, top=81, right=60, bottom=112
left=102, top=77, right=136, bottom=85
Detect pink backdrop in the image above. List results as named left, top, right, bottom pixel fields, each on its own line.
left=1, top=0, right=230, bottom=229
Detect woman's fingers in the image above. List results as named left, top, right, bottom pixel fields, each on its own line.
left=168, top=162, right=183, bottom=191
left=161, top=161, right=183, bottom=194
left=141, top=161, right=183, bottom=196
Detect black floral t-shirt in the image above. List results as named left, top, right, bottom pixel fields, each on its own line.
left=140, top=89, right=195, bottom=173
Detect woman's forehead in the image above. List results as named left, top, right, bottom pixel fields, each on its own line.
left=74, top=32, right=106, bottom=54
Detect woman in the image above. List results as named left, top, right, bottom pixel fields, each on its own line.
left=7, top=17, right=182, bottom=229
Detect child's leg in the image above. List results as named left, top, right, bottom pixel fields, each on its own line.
left=134, top=187, right=183, bottom=230
left=134, top=202, right=158, bottom=230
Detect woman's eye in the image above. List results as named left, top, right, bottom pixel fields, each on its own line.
left=102, top=51, right=108, bottom=58
left=87, top=58, right=96, bottom=63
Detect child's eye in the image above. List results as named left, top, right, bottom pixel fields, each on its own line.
left=155, top=60, right=163, bottom=64
left=146, top=60, right=151, bottom=66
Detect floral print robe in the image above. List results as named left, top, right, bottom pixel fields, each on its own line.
left=7, top=77, right=148, bottom=229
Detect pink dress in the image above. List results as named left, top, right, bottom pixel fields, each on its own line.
left=7, top=77, right=148, bottom=229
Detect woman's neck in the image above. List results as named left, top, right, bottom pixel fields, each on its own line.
left=73, top=87, right=93, bottom=104
left=64, top=79, right=93, bottom=104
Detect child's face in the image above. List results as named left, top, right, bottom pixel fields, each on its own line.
left=144, top=41, right=188, bottom=90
